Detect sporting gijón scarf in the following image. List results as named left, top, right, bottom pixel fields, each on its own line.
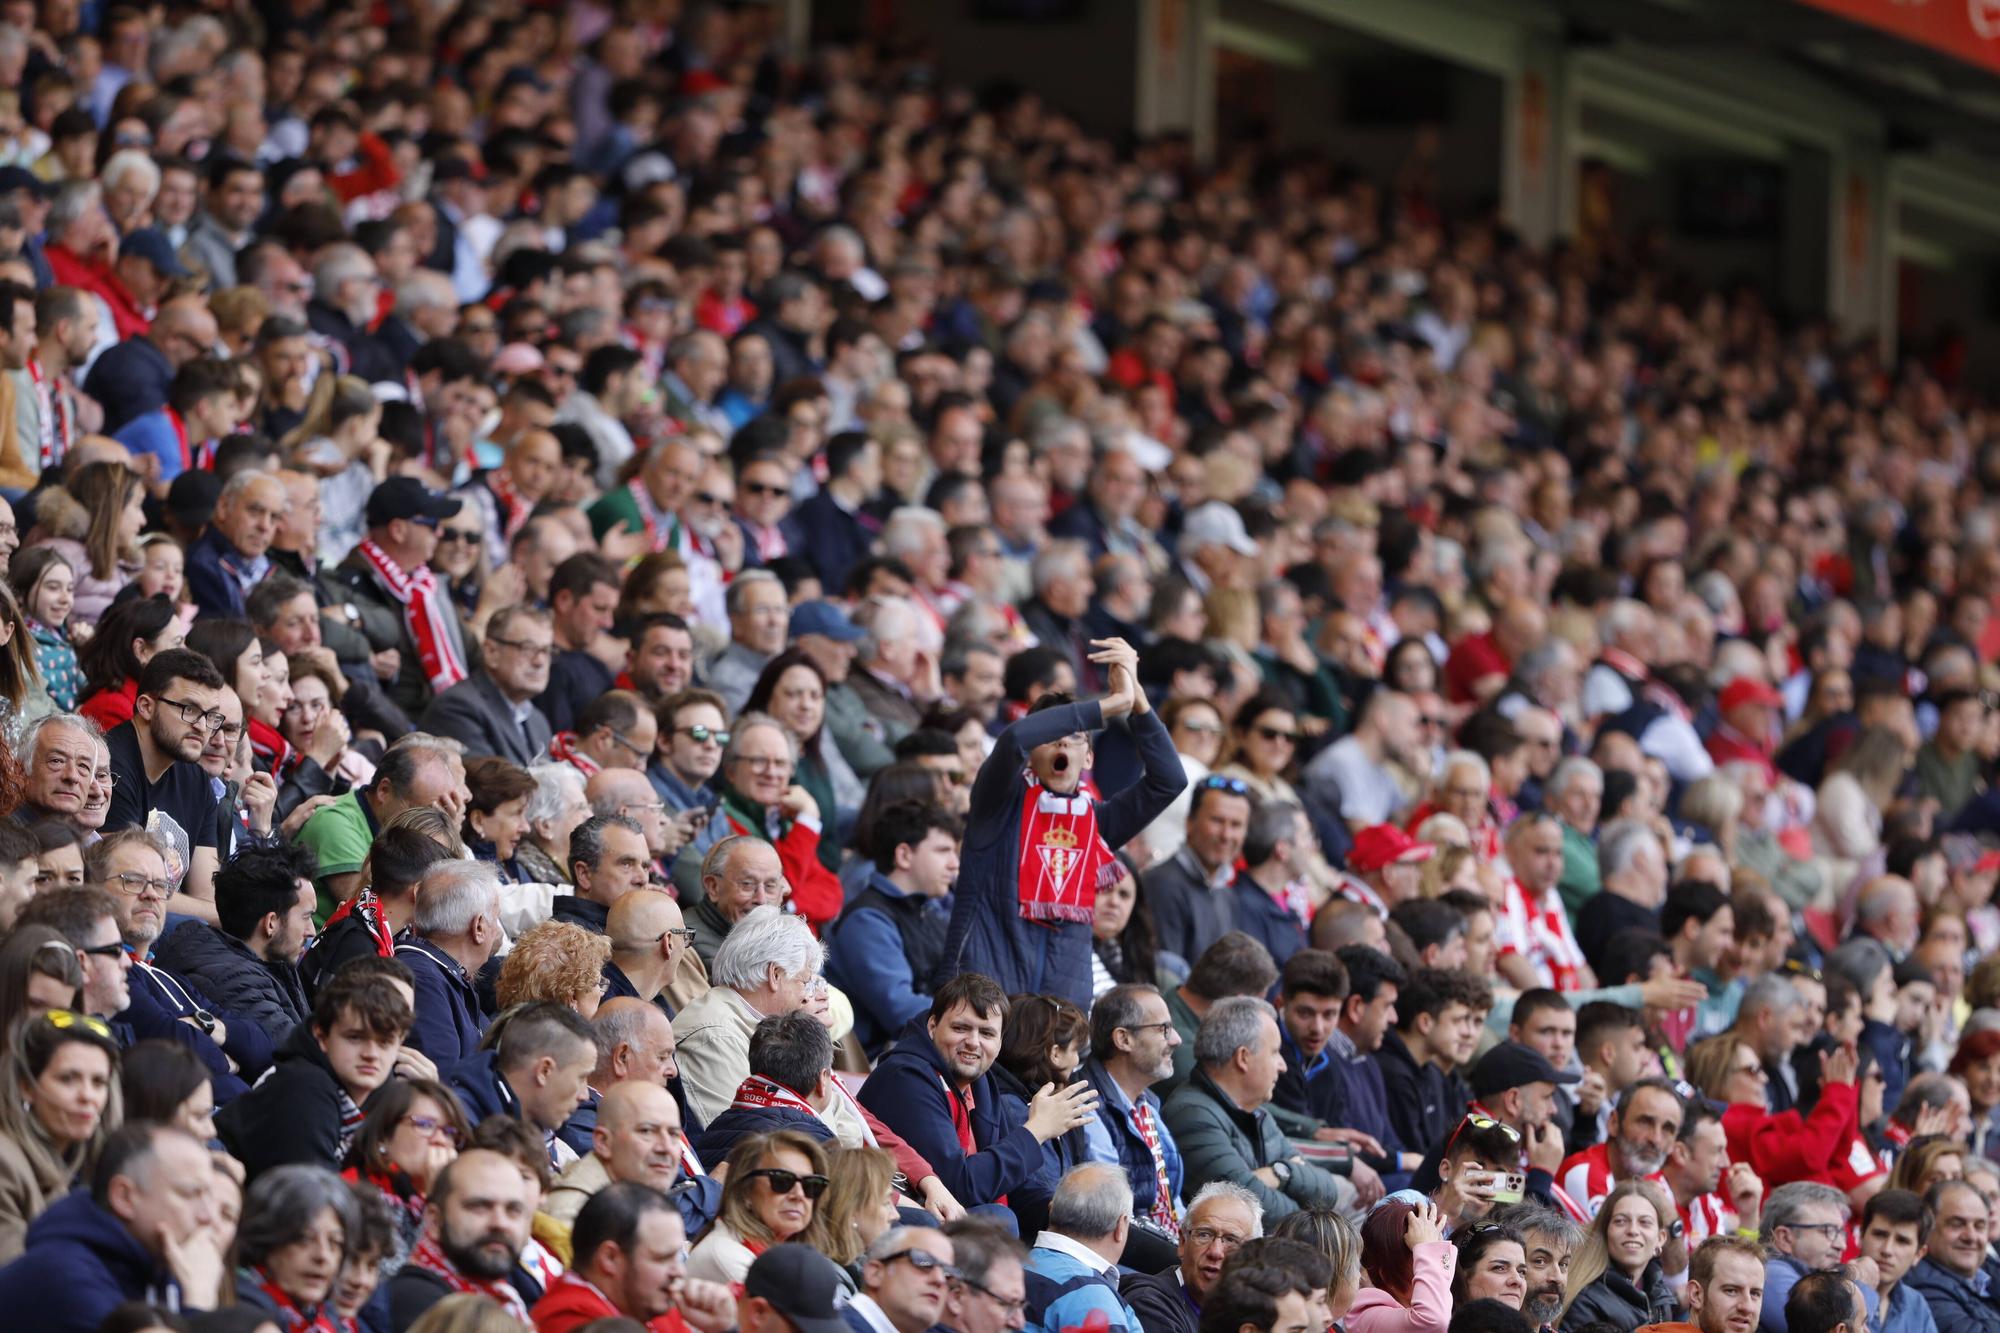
left=1016, top=782, right=1117, bottom=923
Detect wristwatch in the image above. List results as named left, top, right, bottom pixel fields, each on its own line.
left=1271, top=1160, right=1293, bottom=1185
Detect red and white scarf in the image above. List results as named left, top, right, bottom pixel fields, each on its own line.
left=248, top=716, right=296, bottom=777
left=27, top=359, right=71, bottom=475
left=1015, top=783, right=1117, bottom=924
left=627, top=478, right=679, bottom=554
left=486, top=468, right=533, bottom=543
left=356, top=539, right=468, bottom=694
left=547, top=731, right=601, bottom=778
left=250, top=1268, right=343, bottom=1332
left=405, top=1234, right=530, bottom=1322
left=322, top=887, right=394, bottom=959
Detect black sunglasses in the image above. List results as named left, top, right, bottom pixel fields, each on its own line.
left=746, top=1168, right=829, bottom=1199
left=880, top=1248, right=960, bottom=1278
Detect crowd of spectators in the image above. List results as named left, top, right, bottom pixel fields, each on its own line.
left=0, top=4, right=1995, bottom=1333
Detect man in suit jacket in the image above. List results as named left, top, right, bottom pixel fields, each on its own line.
left=419, top=604, right=555, bottom=764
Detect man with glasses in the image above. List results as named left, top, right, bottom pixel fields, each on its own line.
left=105, top=648, right=227, bottom=912
left=706, top=716, right=843, bottom=931
left=827, top=800, right=962, bottom=1055
left=684, top=835, right=787, bottom=970
left=942, top=1220, right=1031, bottom=1333
left=550, top=688, right=656, bottom=780
left=1079, top=982, right=1186, bottom=1253
left=709, top=569, right=790, bottom=715
left=604, top=892, right=705, bottom=1017
left=1759, top=1182, right=1877, bottom=1333
left=185, top=468, right=286, bottom=617
left=419, top=604, right=555, bottom=765
left=649, top=686, right=729, bottom=818
left=1121, top=1183, right=1262, bottom=1333
left=848, top=1227, right=960, bottom=1333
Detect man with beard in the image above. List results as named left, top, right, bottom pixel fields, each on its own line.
left=1080, top=983, right=1186, bottom=1248
left=1678, top=1237, right=1769, bottom=1333
left=105, top=648, right=227, bottom=913
left=153, top=842, right=317, bottom=1044
left=619, top=614, right=695, bottom=703
left=390, top=1148, right=541, bottom=1327
left=530, top=1183, right=735, bottom=1333
left=1556, top=1079, right=1684, bottom=1218
left=1120, top=1182, right=1262, bottom=1333
left=1665, top=1101, right=1765, bottom=1251
left=1492, top=1202, right=1582, bottom=1333
left=1857, top=1190, right=1936, bottom=1333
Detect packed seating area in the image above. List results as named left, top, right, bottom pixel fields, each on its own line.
left=0, top=4, right=1991, bottom=1333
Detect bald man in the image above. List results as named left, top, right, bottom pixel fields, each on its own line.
left=588, top=766, right=681, bottom=872
left=546, top=1078, right=693, bottom=1229
left=605, top=889, right=710, bottom=1015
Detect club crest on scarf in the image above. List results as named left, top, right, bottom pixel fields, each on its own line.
left=1016, top=783, right=1117, bottom=924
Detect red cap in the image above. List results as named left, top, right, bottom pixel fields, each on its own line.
left=1974, top=850, right=2000, bottom=875
left=1349, top=824, right=1435, bottom=874
left=1718, top=677, right=1785, bottom=714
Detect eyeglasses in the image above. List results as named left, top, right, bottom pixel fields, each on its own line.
left=745, top=1168, right=829, bottom=1199
left=400, top=1114, right=465, bottom=1146
left=1119, top=1020, right=1176, bottom=1037
left=692, top=491, right=731, bottom=507
left=1178, top=721, right=1224, bottom=736
left=489, top=637, right=554, bottom=663
left=105, top=871, right=172, bottom=899
left=155, top=696, right=229, bottom=733
left=1729, top=1062, right=1768, bottom=1079
left=880, top=1249, right=959, bottom=1278
left=436, top=530, right=480, bottom=546
left=954, top=1276, right=1026, bottom=1316
left=735, top=755, right=794, bottom=773
left=680, top=726, right=730, bottom=745
left=1198, top=775, right=1250, bottom=795
left=609, top=730, right=651, bottom=761
left=1254, top=726, right=1299, bottom=743
left=620, top=799, right=667, bottom=816
left=44, top=1009, right=112, bottom=1038
left=1187, top=1226, right=1250, bottom=1250
left=1780, top=1222, right=1844, bottom=1239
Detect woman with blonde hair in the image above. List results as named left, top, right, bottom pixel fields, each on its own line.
left=0, top=1009, right=123, bottom=1260
left=1557, top=1178, right=1679, bottom=1331
left=817, top=1144, right=899, bottom=1278
left=1813, top=725, right=1911, bottom=891
left=31, top=461, right=145, bottom=622
left=495, top=922, right=612, bottom=1018
left=687, top=1129, right=831, bottom=1286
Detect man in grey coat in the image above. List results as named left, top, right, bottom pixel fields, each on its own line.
left=1162, top=995, right=1352, bottom=1223
left=419, top=605, right=555, bottom=765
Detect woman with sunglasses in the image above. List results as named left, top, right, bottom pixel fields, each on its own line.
left=687, top=1129, right=831, bottom=1287
left=1555, top=1179, right=1679, bottom=1332
left=1685, top=1033, right=1867, bottom=1190
left=232, top=1163, right=360, bottom=1330
left=342, top=1076, right=472, bottom=1275
left=0, top=1007, right=122, bottom=1261
left=1218, top=688, right=1338, bottom=905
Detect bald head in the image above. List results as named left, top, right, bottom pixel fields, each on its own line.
left=598, top=1076, right=678, bottom=1132
left=1495, top=598, right=1549, bottom=659
left=587, top=767, right=654, bottom=811
left=607, top=889, right=681, bottom=954
left=153, top=297, right=219, bottom=361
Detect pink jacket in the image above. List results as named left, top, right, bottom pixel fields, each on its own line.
left=1348, top=1239, right=1456, bottom=1333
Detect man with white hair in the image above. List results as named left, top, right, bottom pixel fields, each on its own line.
left=395, top=859, right=504, bottom=1066
left=306, top=240, right=399, bottom=382
left=378, top=269, right=460, bottom=371
left=1022, top=1164, right=1142, bottom=1333
left=881, top=506, right=953, bottom=631
left=672, top=906, right=824, bottom=1125
left=848, top=595, right=934, bottom=747
left=1576, top=820, right=1667, bottom=975
left=1120, top=1182, right=1263, bottom=1333
left=1022, top=539, right=1099, bottom=695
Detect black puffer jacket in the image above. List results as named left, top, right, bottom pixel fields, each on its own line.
left=1560, top=1260, right=1679, bottom=1333
left=215, top=1024, right=353, bottom=1182
left=152, top=919, right=309, bottom=1046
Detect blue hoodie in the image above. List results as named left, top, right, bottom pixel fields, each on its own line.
left=0, top=1191, right=187, bottom=1331
left=858, top=1022, right=1055, bottom=1211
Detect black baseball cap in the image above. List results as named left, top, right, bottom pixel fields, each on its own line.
left=1470, top=1040, right=1581, bottom=1098
left=0, top=167, right=48, bottom=201
left=366, top=476, right=462, bottom=528
left=742, top=1244, right=852, bottom=1333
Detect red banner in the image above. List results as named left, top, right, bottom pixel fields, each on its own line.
left=1796, top=0, right=2000, bottom=77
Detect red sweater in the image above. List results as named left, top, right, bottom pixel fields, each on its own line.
left=531, top=1272, right=690, bottom=1333
left=1719, top=1079, right=1860, bottom=1192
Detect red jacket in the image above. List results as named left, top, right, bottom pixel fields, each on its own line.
left=720, top=805, right=844, bottom=930
left=46, top=244, right=149, bottom=340
left=1719, top=1079, right=1860, bottom=1191
left=530, top=1272, right=690, bottom=1333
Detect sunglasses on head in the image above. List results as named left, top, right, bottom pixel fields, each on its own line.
left=1198, top=775, right=1250, bottom=795
left=746, top=1167, right=829, bottom=1199
left=44, top=1009, right=112, bottom=1038
left=1443, top=1112, right=1521, bottom=1159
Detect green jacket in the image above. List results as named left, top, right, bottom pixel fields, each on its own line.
left=1557, top=821, right=1601, bottom=915
left=824, top=680, right=894, bottom=779
left=1162, top=1067, right=1342, bottom=1221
